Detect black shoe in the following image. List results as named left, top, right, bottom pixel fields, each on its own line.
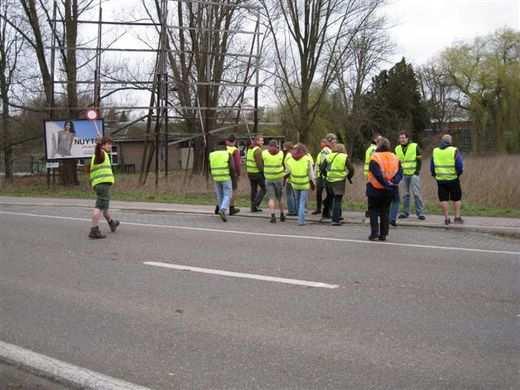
left=230, top=206, right=240, bottom=216
left=418, top=215, right=426, bottom=220
left=368, top=235, right=378, bottom=241
left=108, top=219, right=120, bottom=233
left=378, top=236, right=387, bottom=241
left=251, top=208, right=263, bottom=213
left=270, top=214, right=276, bottom=223
left=321, top=213, right=331, bottom=219
left=89, top=226, right=106, bottom=239
left=454, top=217, right=464, bottom=224
left=287, top=212, right=297, bottom=216
left=279, top=213, right=286, bottom=222
left=219, top=210, right=227, bottom=222
left=214, top=205, right=219, bottom=215
left=398, top=213, right=409, bottom=219
left=390, top=220, right=397, bottom=227
left=311, top=210, right=321, bottom=215
left=445, top=218, right=451, bottom=225
left=331, top=222, right=342, bottom=226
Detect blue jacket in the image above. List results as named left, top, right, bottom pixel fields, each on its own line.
left=430, top=141, right=464, bottom=181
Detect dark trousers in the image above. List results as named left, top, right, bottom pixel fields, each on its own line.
left=315, top=178, right=326, bottom=211
left=368, top=192, right=393, bottom=238
left=248, top=173, right=266, bottom=210
left=331, top=194, right=343, bottom=223
left=321, top=183, right=333, bottom=218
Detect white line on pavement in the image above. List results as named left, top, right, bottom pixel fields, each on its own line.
left=1, top=210, right=519, bottom=257
left=143, top=261, right=340, bottom=289
left=0, top=340, right=153, bottom=390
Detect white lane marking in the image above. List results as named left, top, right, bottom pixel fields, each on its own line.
left=144, top=261, right=339, bottom=289
left=0, top=340, right=153, bottom=390
left=1, top=210, right=519, bottom=257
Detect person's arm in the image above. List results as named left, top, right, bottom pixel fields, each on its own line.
left=415, top=145, right=422, bottom=174
left=392, top=162, right=403, bottom=185
left=368, top=160, right=387, bottom=187
left=308, top=160, right=315, bottom=182
left=232, top=150, right=241, bottom=177
left=229, top=155, right=236, bottom=178
left=345, top=157, right=354, bottom=182
left=254, top=148, right=263, bottom=171
left=455, top=149, right=463, bottom=176
left=430, top=157, right=435, bottom=177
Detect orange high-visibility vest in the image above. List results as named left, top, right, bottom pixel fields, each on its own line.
left=367, top=152, right=399, bottom=190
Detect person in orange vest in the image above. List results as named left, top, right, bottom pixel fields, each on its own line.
left=366, top=137, right=403, bottom=241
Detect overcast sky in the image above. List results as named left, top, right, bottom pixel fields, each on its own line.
left=383, top=0, right=520, bottom=65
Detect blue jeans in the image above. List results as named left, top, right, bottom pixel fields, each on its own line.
left=295, top=189, right=308, bottom=225
left=286, top=183, right=297, bottom=215
left=214, top=180, right=232, bottom=214
left=400, top=175, right=424, bottom=217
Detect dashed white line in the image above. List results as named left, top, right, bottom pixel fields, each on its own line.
left=0, top=210, right=519, bottom=257
left=143, top=261, right=340, bottom=289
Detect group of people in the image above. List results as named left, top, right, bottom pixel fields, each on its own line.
left=210, top=131, right=464, bottom=241
left=85, top=131, right=464, bottom=242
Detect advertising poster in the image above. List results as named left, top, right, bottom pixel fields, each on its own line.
left=44, top=119, right=104, bottom=160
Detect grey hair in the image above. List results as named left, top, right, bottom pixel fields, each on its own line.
left=325, top=133, right=337, bottom=142
left=376, top=137, right=391, bottom=152
left=441, top=134, right=452, bottom=144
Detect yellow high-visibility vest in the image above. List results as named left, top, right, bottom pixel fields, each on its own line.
left=289, top=158, right=310, bottom=190
left=90, top=151, right=114, bottom=187
left=395, top=143, right=418, bottom=176
left=209, top=150, right=231, bottom=182
left=246, top=146, right=260, bottom=174
left=262, top=150, right=284, bottom=181
left=432, top=146, right=458, bottom=181
left=326, top=152, right=348, bottom=183
left=364, top=144, right=377, bottom=178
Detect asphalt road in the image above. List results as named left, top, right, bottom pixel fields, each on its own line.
left=1, top=204, right=519, bottom=389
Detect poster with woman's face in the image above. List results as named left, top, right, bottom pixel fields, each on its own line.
left=44, top=119, right=104, bottom=160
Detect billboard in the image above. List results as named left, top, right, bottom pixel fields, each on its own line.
left=44, top=119, right=104, bottom=160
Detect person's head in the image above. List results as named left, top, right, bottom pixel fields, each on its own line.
left=282, top=141, right=294, bottom=152
left=398, top=131, right=409, bottom=146
left=216, top=139, right=227, bottom=150
left=376, top=137, right=391, bottom=152
left=64, top=120, right=75, bottom=134
left=95, top=136, right=112, bottom=163
left=254, top=134, right=264, bottom=147
left=372, top=131, right=382, bottom=144
left=319, top=138, right=328, bottom=149
left=268, top=139, right=279, bottom=154
left=333, top=143, right=346, bottom=154
left=441, top=134, right=452, bottom=145
left=226, top=134, right=236, bottom=146
left=291, top=143, right=307, bottom=160
left=325, top=133, right=337, bottom=146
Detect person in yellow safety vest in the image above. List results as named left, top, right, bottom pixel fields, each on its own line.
left=88, top=136, right=119, bottom=239
left=284, top=143, right=315, bottom=225
left=213, top=134, right=240, bottom=216
left=393, top=131, right=426, bottom=221
left=363, top=132, right=382, bottom=219
left=282, top=141, right=297, bottom=216
left=366, top=137, right=402, bottom=241
left=246, top=134, right=266, bottom=212
left=262, top=140, right=286, bottom=223
left=324, top=143, right=354, bottom=225
left=313, top=138, right=332, bottom=216
left=209, top=140, right=237, bottom=222
left=431, top=134, right=464, bottom=225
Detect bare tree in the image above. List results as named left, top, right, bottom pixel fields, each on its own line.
left=0, top=0, right=24, bottom=181
left=260, top=0, right=384, bottom=143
